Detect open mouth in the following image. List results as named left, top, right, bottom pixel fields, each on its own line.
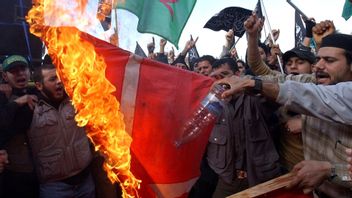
left=56, top=86, right=64, bottom=92
left=316, top=71, right=331, bottom=84
left=316, top=71, right=330, bottom=79
left=16, top=78, right=26, bottom=84
left=290, top=72, right=299, bottom=75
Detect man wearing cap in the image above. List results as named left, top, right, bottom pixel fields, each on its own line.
left=216, top=25, right=352, bottom=197
left=244, top=16, right=315, bottom=81
left=0, top=55, right=39, bottom=197
left=244, top=13, right=318, bottom=174
left=282, top=45, right=315, bottom=75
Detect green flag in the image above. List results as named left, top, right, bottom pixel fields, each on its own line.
left=342, top=0, right=352, bottom=20
left=117, top=0, right=197, bottom=49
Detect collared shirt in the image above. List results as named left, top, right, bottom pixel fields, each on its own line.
left=277, top=80, right=352, bottom=193
left=277, top=81, right=352, bottom=124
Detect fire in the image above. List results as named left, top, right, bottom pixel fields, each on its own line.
left=27, top=1, right=141, bottom=197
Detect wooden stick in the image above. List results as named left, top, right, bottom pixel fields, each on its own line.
left=259, top=0, right=284, bottom=74
left=227, top=173, right=294, bottom=198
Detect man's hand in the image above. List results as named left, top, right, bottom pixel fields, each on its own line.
left=225, top=29, right=235, bottom=48
left=304, top=18, right=316, bottom=38
left=160, top=38, right=167, bottom=48
left=147, top=37, right=155, bottom=54
left=266, top=29, right=280, bottom=46
left=313, top=20, right=335, bottom=48
left=244, top=13, right=264, bottom=37
left=14, top=94, right=38, bottom=110
left=181, top=35, right=198, bottom=55
left=285, top=116, right=302, bottom=134
left=0, top=150, right=9, bottom=173
left=159, top=38, right=167, bottom=54
left=214, top=76, right=254, bottom=98
left=270, top=44, right=282, bottom=56
left=168, top=47, right=175, bottom=60
left=287, top=160, right=331, bottom=194
left=272, top=29, right=280, bottom=42
left=230, top=48, right=238, bottom=59
left=0, top=84, right=12, bottom=99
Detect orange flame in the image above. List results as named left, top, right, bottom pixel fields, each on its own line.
left=27, top=1, right=141, bottom=197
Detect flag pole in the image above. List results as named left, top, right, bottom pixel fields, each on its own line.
left=287, top=0, right=308, bottom=20
left=260, top=0, right=284, bottom=74
left=229, top=35, right=241, bottom=59
left=114, top=8, right=119, bottom=46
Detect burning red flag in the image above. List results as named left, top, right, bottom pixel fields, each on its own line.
left=27, top=1, right=214, bottom=197
left=92, top=32, right=214, bottom=197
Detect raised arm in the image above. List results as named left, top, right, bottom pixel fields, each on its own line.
left=244, top=13, right=278, bottom=76
left=215, top=76, right=352, bottom=124
left=277, top=81, right=352, bottom=124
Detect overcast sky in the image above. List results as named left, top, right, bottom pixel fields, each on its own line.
left=117, top=0, right=352, bottom=59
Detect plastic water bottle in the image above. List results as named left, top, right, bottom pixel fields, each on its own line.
left=175, top=84, right=226, bottom=148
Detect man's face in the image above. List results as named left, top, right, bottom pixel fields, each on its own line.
left=2, top=65, right=30, bottom=89
left=285, top=57, right=312, bottom=75
left=175, top=63, right=188, bottom=70
left=315, top=47, right=352, bottom=85
left=237, top=62, right=245, bottom=75
left=197, top=60, right=212, bottom=76
left=258, top=47, right=267, bottom=62
left=37, top=68, right=65, bottom=102
left=210, top=63, right=235, bottom=80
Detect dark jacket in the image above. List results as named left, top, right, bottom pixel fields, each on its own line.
left=0, top=88, right=36, bottom=172
left=235, top=94, right=282, bottom=186
left=0, top=89, right=32, bottom=147
left=207, top=94, right=282, bottom=186
left=207, top=102, right=235, bottom=184
left=155, top=53, right=169, bottom=64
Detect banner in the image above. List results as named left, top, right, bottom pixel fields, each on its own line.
left=80, top=31, right=214, bottom=197
left=295, top=10, right=306, bottom=47
left=134, top=41, right=147, bottom=58
left=118, top=0, right=197, bottom=49
left=204, top=6, right=252, bottom=38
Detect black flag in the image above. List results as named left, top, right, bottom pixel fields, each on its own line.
left=188, top=46, right=199, bottom=70
left=134, top=41, right=147, bottom=58
left=254, top=0, right=263, bottom=19
left=295, top=10, right=306, bottom=47
left=204, top=7, right=252, bottom=38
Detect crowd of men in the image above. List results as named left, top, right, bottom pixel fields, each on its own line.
left=144, top=13, right=352, bottom=198
left=1, top=11, right=352, bottom=198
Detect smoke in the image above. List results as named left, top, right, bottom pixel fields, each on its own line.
left=116, top=10, right=142, bottom=52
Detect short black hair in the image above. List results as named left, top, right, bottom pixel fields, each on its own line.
left=212, top=57, right=239, bottom=73
left=236, top=59, right=248, bottom=68
left=258, top=42, right=270, bottom=55
left=196, top=55, right=216, bottom=66
left=33, top=64, right=56, bottom=83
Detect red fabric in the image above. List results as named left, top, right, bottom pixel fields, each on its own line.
left=82, top=33, right=214, bottom=197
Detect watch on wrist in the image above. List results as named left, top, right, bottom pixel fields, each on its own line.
left=251, top=76, right=263, bottom=94
left=329, top=164, right=337, bottom=181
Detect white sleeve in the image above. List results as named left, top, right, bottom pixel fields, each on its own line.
left=276, top=81, right=352, bottom=125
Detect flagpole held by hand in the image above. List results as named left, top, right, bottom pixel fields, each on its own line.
left=260, top=0, right=284, bottom=74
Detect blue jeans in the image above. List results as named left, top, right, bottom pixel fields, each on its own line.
left=40, top=173, right=95, bottom=198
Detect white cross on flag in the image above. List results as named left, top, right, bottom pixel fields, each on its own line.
left=82, top=32, right=214, bottom=197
